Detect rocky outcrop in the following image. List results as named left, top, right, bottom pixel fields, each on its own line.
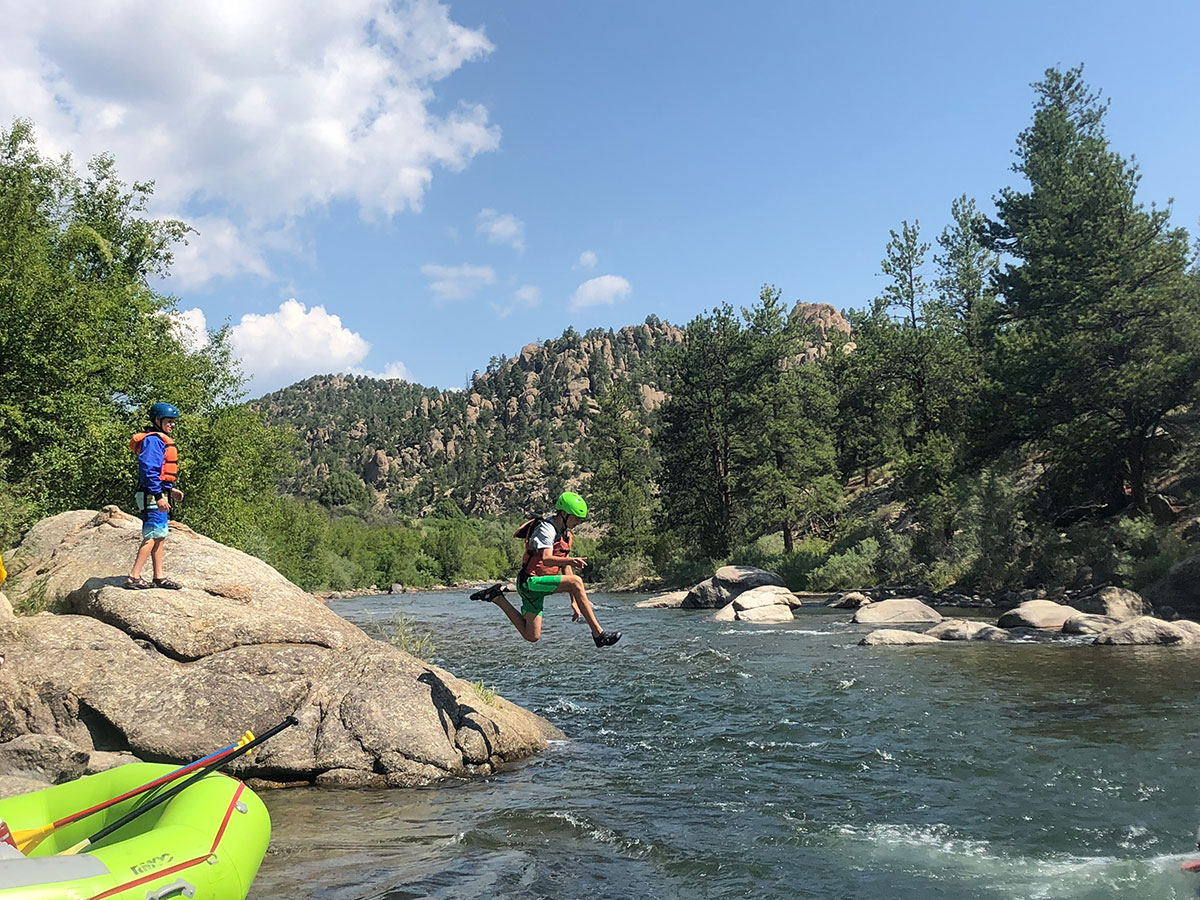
left=711, top=585, right=797, bottom=624
left=635, top=590, right=689, bottom=609
left=254, top=307, right=848, bottom=519
left=1061, top=614, right=1120, bottom=635
left=1092, top=616, right=1198, bottom=646
left=683, top=566, right=789, bottom=609
left=997, top=600, right=1077, bottom=630
left=829, top=591, right=872, bottom=609
left=859, top=629, right=940, bottom=646
left=925, top=619, right=1008, bottom=642
left=1072, top=586, right=1148, bottom=621
left=0, top=509, right=562, bottom=789
left=852, top=599, right=942, bottom=625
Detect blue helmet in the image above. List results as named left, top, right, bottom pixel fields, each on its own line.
left=150, top=402, right=180, bottom=422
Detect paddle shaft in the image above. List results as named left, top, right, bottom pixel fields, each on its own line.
left=64, top=716, right=298, bottom=855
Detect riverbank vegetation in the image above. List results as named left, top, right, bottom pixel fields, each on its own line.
left=3, top=66, right=1198, bottom=595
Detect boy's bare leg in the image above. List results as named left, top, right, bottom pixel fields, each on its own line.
left=559, top=574, right=603, bottom=637
left=492, top=594, right=542, bottom=643
left=129, top=540, right=154, bottom=580
left=149, top=539, right=167, bottom=580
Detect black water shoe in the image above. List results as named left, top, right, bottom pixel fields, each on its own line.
left=470, top=584, right=504, bottom=603
left=593, top=630, right=622, bottom=648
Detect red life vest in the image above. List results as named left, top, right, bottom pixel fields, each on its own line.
left=129, top=431, right=179, bottom=484
left=515, top=517, right=572, bottom=578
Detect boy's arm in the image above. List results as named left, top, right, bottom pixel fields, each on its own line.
left=138, top=436, right=165, bottom=496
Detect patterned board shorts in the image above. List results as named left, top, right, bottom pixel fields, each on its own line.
left=135, top=492, right=170, bottom=540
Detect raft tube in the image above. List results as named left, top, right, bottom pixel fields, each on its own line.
left=0, top=762, right=270, bottom=900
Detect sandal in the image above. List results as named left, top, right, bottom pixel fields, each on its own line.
left=122, top=576, right=152, bottom=590
left=152, top=577, right=183, bottom=590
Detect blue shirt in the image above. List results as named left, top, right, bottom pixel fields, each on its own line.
left=137, top=433, right=172, bottom=495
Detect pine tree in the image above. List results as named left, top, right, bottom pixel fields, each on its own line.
left=586, top=383, right=657, bottom=558
left=984, top=66, right=1200, bottom=512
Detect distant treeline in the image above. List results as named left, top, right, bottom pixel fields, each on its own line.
left=3, top=65, right=1198, bottom=594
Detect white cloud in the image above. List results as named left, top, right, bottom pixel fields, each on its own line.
left=476, top=208, right=525, bottom=252
left=577, top=250, right=598, bottom=269
left=491, top=283, right=541, bottom=318
left=0, top=0, right=500, bottom=287
left=169, top=307, right=209, bottom=353
left=421, top=263, right=495, bottom=302
left=352, top=360, right=413, bottom=381
left=569, top=274, right=631, bottom=311
left=230, top=298, right=370, bottom=392
left=167, top=215, right=274, bottom=290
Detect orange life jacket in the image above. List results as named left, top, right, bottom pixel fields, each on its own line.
left=515, top=517, right=572, bottom=579
left=129, top=431, right=179, bottom=484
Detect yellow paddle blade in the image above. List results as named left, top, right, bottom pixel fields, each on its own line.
left=13, top=824, right=50, bottom=854
left=60, top=838, right=88, bottom=856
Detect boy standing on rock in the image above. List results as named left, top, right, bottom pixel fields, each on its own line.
left=472, top=492, right=621, bottom=648
left=124, top=402, right=184, bottom=590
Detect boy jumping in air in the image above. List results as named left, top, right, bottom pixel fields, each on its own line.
left=473, top=492, right=621, bottom=648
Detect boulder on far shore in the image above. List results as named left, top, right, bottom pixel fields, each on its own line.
left=1072, top=586, right=1149, bottom=621
left=853, top=598, right=942, bottom=625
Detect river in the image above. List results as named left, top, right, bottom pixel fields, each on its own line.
left=249, top=591, right=1200, bottom=899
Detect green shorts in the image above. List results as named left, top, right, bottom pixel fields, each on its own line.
left=517, top=575, right=562, bottom=616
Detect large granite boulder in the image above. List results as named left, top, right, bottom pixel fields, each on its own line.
left=682, top=566, right=786, bottom=609
left=682, top=577, right=731, bottom=609
left=925, top=619, right=1008, bottom=642
left=852, top=599, right=942, bottom=625
left=1062, top=614, right=1120, bottom=635
left=712, top=586, right=797, bottom=623
left=997, top=600, right=1076, bottom=630
left=1093, top=616, right=1198, bottom=646
left=1072, top=586, right=1149, bottom=621
left=829, top=591, right=872, bottom=609
left=711, top=585, right=797, bottom=623
left=635, top=590, right=689, bottom=609
left=859, top=629, right=940, bottom=646
left=0, top=509, right=561, bottom=788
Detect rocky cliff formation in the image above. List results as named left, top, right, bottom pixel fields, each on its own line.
left=255, top=305, right=849, bottom=517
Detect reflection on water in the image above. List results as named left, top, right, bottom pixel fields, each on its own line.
left=250, top=593, right=1200, bottom=899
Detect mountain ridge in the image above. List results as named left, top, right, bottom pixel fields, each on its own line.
left=253, top=304, right=850, bottom=517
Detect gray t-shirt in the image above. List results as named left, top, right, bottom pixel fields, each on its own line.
left=529, top=519, right=559, bottom=551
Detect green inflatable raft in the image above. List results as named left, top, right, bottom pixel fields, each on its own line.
left=0, top=763, right=270, bottom=900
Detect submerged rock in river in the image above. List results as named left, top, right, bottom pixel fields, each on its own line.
left=0, top=508, right=562, bottom=789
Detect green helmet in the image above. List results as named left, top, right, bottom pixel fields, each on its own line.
left=555, top=491, right=588, bottom=519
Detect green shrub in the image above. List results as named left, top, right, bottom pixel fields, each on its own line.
left=470, top=680, right=498, bottom=704
left=807, top=538, right=880, bottom=590
left=366, top=612, right=436, bottom=661
left=598, top=552, right=657, bottom=589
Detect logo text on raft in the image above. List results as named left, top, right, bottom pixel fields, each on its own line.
left=131, top=853, right=174, bottom=874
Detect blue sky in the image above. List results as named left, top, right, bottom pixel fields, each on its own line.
left=2, top=0, right=1197, bottom=395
